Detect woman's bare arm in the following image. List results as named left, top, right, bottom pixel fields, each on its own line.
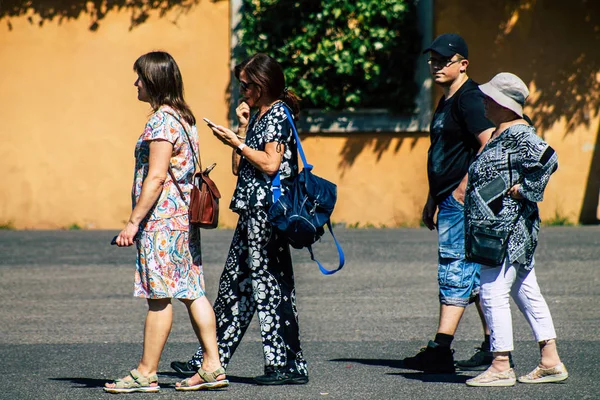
left=116, top=140, right=173, bottom=246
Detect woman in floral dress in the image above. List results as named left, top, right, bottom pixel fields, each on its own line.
left=175, top=53, right=308, bottom=386
left=104, top=51, right=227, bottom=393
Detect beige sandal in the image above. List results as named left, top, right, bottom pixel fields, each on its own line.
left=466, top=368, right=516, bottom=387
left=518, top=363, right=569, bottom=383
left=104, top=369, right=160, bottom=393
left=176, top=367, right=229, bottom=391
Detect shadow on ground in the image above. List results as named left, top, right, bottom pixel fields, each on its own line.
left=331, top=357, right=471, bottom=384
left=50, top=377, right=107, bottom=389
left=330, top=357, right=405, bottom=369
left=389, top=372, right=470, bottom=384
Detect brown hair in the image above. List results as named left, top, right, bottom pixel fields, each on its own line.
left=234, top=53, right=301, bottom=118
left=133, top=51, right=196, bottom=126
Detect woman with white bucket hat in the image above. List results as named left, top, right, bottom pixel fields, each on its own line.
left=464, top=72, right=568, bottom=387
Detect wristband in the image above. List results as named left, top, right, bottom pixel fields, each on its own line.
left=236, top=143, right=247, bottom=155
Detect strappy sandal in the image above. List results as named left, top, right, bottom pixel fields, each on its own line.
left=104, top=369, right=160, bottom=393
left=175, top=367, right=229, bottom=391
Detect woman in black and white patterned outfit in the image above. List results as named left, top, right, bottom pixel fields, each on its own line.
left=464, top=73, right=568, bottom=387
left=176, top=53, right=308, bottom=386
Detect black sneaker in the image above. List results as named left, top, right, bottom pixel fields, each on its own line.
left=170, top=360, right=198, bottom=377
left=254, top=369, right=309, bottom=385
left=403, top=340, right=456, bottom=373
left=456, top=343, right=515, bottom=371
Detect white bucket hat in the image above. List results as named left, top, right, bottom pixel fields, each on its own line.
left=479, top=72, right=529, bottom=117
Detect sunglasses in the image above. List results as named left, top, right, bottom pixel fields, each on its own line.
left=427, top=57, right=462, bottom=68
left=239, top=80, right=256, bottom=92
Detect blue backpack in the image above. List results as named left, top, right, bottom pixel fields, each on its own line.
left=267, top=105, right=345, bottom=275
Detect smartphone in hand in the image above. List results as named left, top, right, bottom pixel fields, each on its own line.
left=203, top=118, right=245, bottom=140
left=203, top=118, right=217, bottom=128
left=110, top=235, right=118, bottom=245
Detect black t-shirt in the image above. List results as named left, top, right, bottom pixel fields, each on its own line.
left=427, top=79, right=494, bottom=204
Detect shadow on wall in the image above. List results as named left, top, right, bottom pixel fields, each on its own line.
left=437, top=0, right=600, bottom=223
left=1, top=0, right=224, bottom=31
left=337, top=133, right=426, bottom=176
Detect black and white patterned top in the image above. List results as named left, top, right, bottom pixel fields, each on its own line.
left=230, top=101, right=299, bottom=212
left=465, top=124, right=558, bottom=269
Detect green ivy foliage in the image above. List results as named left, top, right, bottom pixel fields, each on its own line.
left=236, top=0, right=421, bottom=113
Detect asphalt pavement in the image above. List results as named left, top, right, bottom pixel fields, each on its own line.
left=0, top=227, right=598, bottom=400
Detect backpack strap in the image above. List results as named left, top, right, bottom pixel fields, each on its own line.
left=146, top=110, right=194, bottom=206
left=151, top=111, right=218, bottom=223
left=168, top=168, right=187, bottom=204
left=272, top=104, right=311, bottom=203
left=272, top=105, right=345, bottom=275
left=271, top=172, right=282, bottom=204
left=164, top=111, right=203, bottom=172
left=307, top=220, right=345, bottom=275
left=281, top=104, right=310, bottom=170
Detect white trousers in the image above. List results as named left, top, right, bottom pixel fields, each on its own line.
left=480, top=258, right=557, bottom=352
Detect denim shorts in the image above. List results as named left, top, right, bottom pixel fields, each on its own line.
left=437, top=194, right=480, bottom=307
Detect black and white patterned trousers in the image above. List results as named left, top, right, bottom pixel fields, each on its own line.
left=190, top=207, right=308, bottom=376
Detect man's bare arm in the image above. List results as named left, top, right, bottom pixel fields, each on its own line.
left=453, top=127, right=494, bottom=203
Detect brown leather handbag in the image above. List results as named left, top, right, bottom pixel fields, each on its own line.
left=187, top=163, right=221, bottom=228
left=165, top=112, right=221, bottom=229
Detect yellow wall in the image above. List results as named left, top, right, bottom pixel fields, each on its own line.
left=1, top=1, right=598, bottom=229
left=435, top=0, right=600, bottom=224
left=301, top=133, right=430, bottom=228
left=0, top=2, right=235, bottom=229
left=312, top=0, right=600, bottom=227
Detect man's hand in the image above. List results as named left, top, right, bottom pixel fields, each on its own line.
left=452, top=185, right=465, bottom=204
left=422, top=195, right=437, bottom=230
left=452, top=173, right=469, bottom=205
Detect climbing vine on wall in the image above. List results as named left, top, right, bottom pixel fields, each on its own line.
left=236, top=0, right=421, bottom=113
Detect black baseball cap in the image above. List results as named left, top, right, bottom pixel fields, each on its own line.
left=423, top=33, right=468, bottom=59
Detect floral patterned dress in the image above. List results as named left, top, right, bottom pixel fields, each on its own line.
left=132, top=105, right=204, bottom=299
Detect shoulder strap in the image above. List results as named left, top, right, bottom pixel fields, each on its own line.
left=162, top=110, right=201, bottom=206
left=168, top=168, right=187, bottom=206
left=272, top=104, right=311, bottom=203
left=281, top=104, right=310, bottom=169
left=307, top=220, right=345, bottom=275
left=505, top=151, right=524, bottom=239
left=273, top=107, right=345, bottom=274
left=163, top=111, right=203, bottom=172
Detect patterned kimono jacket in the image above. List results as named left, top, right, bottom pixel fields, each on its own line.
left=465, top=124, right=558, bottom=269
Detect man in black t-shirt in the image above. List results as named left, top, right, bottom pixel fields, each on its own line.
left=403, top=34, right=499, bottom=373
